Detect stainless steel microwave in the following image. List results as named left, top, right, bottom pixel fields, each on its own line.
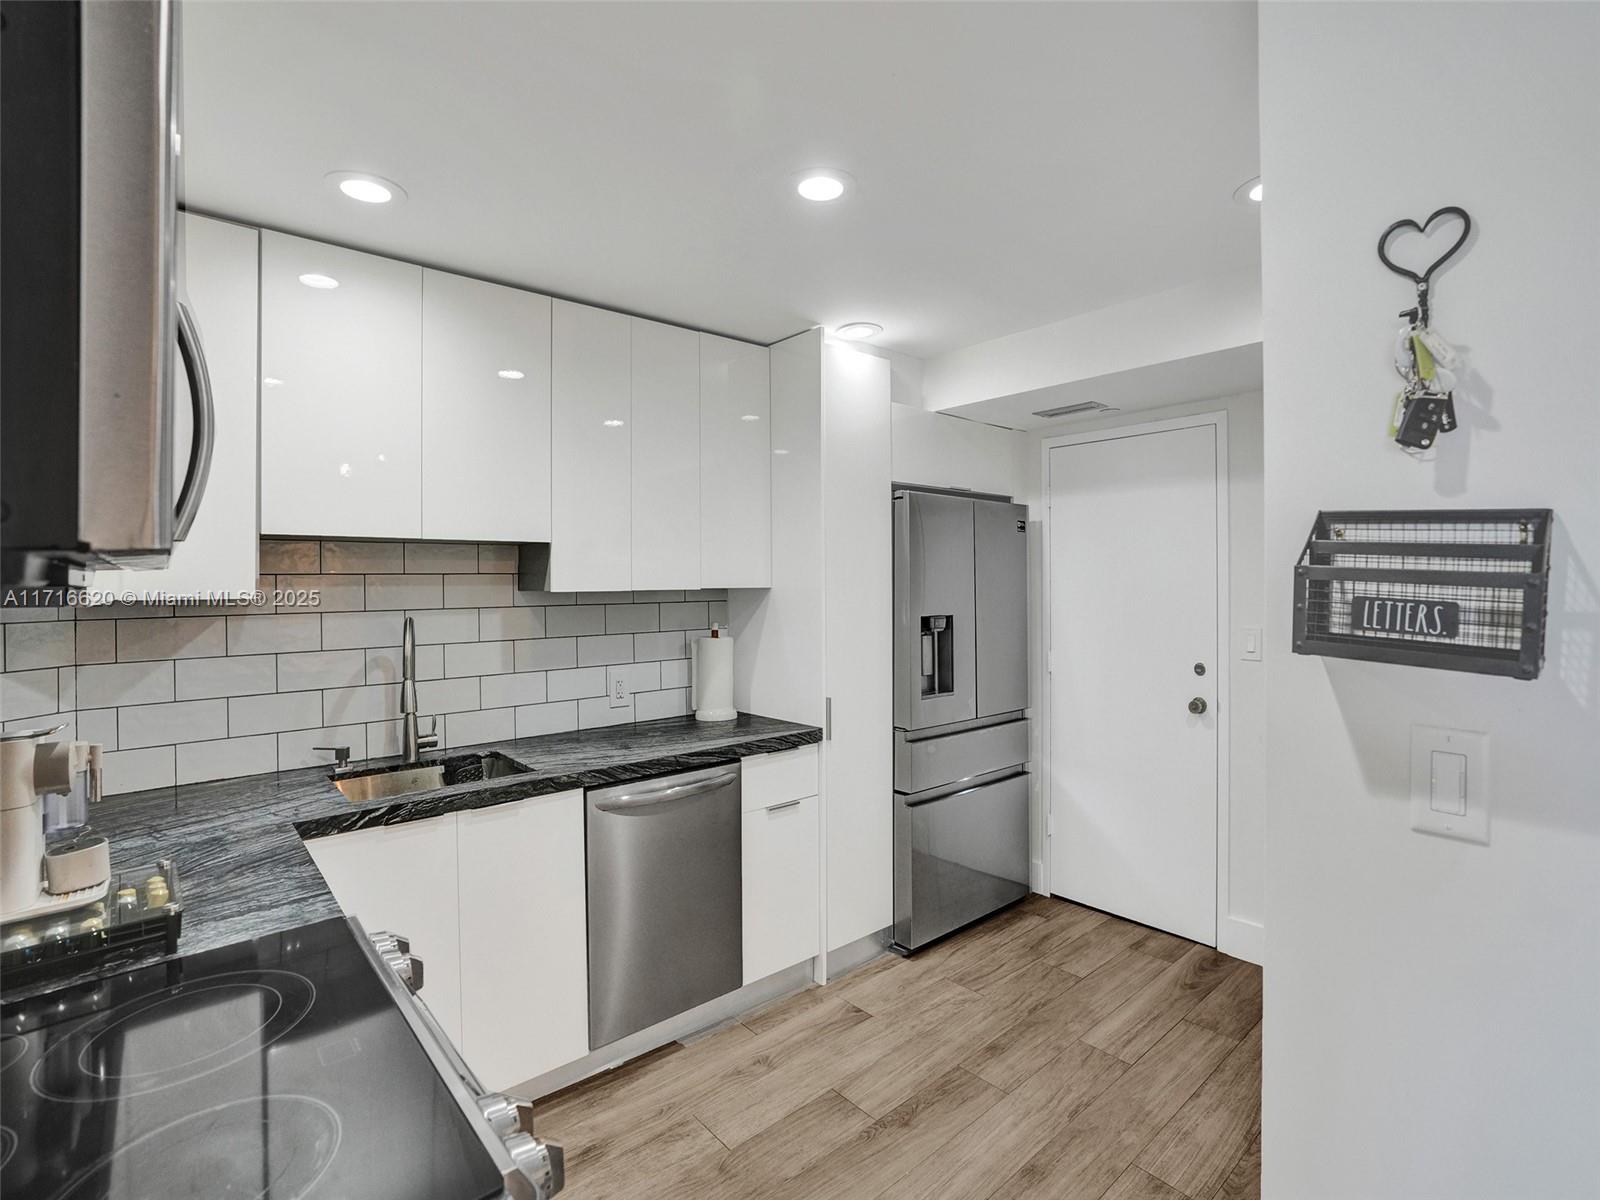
left=0, top=0, right=214, bottom=589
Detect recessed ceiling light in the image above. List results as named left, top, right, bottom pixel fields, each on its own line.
left=298, top=273, right=339, bottom=289
left=603, top=419, right=624, bottom=428
left=795, top=168, right=854, bottom=203
left=834, top=322, right=882, bottom=341
left=740, top=413, right=761, bottom=422
left=497, top=369, right=525, bottom=380
left=326, top=170, right=407, bottom=205
left=1233, top=176, right=1262, bottom=205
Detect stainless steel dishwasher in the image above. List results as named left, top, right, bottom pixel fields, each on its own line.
left=586, top=763, right=743, bottom=1049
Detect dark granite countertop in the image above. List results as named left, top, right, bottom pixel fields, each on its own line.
left=91, top=713, right=820, bottom=962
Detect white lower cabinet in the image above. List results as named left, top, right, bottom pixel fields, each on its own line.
left=302, top=814, right=465, bottom=1047
left=457, top=789, right=589, bottom=1092
left=742, top=748, right=820, bottom=984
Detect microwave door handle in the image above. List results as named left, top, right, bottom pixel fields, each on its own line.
left=172, top=299, right=216, bottom=541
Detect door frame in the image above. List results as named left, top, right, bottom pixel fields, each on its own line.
left=1039, top=409, right=1232, bottom=950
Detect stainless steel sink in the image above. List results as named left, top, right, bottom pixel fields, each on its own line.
left=333, top=751, right=528, bottom=803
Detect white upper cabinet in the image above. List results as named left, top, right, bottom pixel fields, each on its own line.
left=550, top=300, right=631, bottom=592
left=260, top=231, right=422, bottom=539
left=422, top=270, right=552, bottom=542
left=630, top=318, right=700, bottom=590
left=97, top=214, right=260, bottom=600
left=699, top=334, right=771, bottom=588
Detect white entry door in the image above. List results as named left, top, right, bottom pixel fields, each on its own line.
left=1047, top=420, right=1220, bottom=944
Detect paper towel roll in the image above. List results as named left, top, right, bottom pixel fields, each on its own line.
left=692, top=635, right=736, bottom=722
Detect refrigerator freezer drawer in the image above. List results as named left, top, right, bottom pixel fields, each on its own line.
left=894, top=718, right=1029, bottom=794
left=893, top=770, right=1030, bottom=952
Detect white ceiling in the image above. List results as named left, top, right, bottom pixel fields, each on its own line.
left=183, top=1, right=1261, bottom=358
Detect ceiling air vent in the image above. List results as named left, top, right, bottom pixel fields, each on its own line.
left=1032, top=400, right=1120, bottom=420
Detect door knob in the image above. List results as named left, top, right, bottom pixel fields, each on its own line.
left=1188, top=697, right=1208, bottom=715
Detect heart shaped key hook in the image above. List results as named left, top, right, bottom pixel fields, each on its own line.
left=1377, top=206, right=1472, bottom=286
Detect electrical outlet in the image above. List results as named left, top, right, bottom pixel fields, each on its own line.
left=607, top=667, right=629, bottom=709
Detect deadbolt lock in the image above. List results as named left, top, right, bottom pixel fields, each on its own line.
left=1188, top=697, right=1208, bottom=715
left=1193, top=662, right=1206, bottom=676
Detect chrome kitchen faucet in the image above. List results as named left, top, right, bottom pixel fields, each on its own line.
left=400, top=616, right=438, bottom=764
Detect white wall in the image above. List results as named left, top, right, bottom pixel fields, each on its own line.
left=1260, top=5, right=1600, bottom=1197
left=1032, top=392, right=1266, bottom=959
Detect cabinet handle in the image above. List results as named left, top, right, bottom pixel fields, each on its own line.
left=766, top=799, right=802, bottom=813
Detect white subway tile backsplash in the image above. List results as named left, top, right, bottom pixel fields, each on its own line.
left=479, top=607, right=542, bottom=642
left=226, top=614, right=321, bottom=655
left=118, top=699, right=228, bottom=749
left=230, top=690, right=324, bottom=736
left=546, top=605, right=606, bottom=636
left=365, top=644, right=443, bottom=684
left=258, top=539, right=321, bottom=573
left=73, top=621, right=117, bottom=665
left=6, top=622, right=75, bottom=670
left=320, top=611, right=405, bottom=650
left=515, top=701, right=578, bottom=738
left=365, top=574, right=443, bottom=611
left=578, top=696, right=634, bottom=728
left=35, top=538, right=711, bottom=794
left=416, top=677, right=480, bottom=714
left=176, top=655, right=277, bottom=700
left=515, top=638, right=576, bottom=672
left=445, top=706, right=515, bottom=749
left=407, top=609, right=479, bottom=645
left=278, top=649, right=367, bottom=691
left=577, top=634, right=635, bottom=667
left=633, top=632, right=689, bottom=661
left=279, top=725, right=366, bottom=770
left=102, top=746, right=175, bottom=795
left=685, top=589, right=729, bottom=602
left=117, top=616, right=227, bottom=662
left=177, top=735, right=278, bottom=785
left=1, top=669, right=58, bottom=720
left=547, top=666, right=607, bottom=702
left=444, top=574, right=513, bottom=608
left=77, top=708, right=119, bottom=751
left=479, top=671, right=547, bottom=709
left=605, top=604, right=659, bottom=634
left=445, top=640, right=514, bottom=678
left=322, top=683, right=399, bottom=725
left=635, top=688, right=689, bottom=721
left=660, top=602, right=709, bottom=631
left=275, top=574, right=365, bottom=612
left=477, top=544, right=519, bottom=574
left=321, top=540, right=403, bottom=574
left=76, top=661, right=173, bottom=709
left=404, top=542, right=478, bottom=573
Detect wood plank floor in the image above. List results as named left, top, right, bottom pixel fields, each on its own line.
left=532, top=895, right=1261, bottom=1200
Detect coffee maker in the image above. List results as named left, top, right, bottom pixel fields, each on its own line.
left=1, top=725, right=108, bottom=920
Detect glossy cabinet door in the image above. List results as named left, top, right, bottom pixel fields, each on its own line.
left=96, top=214, right=260, bottom=600
left=700, top=334, right=771, bottom=588
left=302, top=814, right=464, bottom=1048
left=742, top=749, right=820, bottom=984
left=422, top=270, right=552, bottom=542
left=630, top=318, right=700, bottom=590
left=456, top=789, right=588, bottom=1091
left=260, top=231, right=422, bottom=538
left=550, top=300, right=631, bottom=591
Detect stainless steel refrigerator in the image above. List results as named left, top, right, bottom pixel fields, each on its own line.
left=892, top=489, right=1030, bottom=954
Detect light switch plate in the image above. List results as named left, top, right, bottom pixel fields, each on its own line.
left=1410, top=726, right=1489, bottom=843
left=1240, top=627, right=1263, bottom=662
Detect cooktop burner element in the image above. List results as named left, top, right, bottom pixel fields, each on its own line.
left=46, top=1095, right=340, bottom=1200
left=2, top=919, right=506, bottom=1200
left=29, top=970, right=314, bottom=1102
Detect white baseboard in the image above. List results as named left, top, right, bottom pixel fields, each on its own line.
left=1219, top=914, right=1264, bottom=965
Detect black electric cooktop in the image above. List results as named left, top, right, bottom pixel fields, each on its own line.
left=1, top=918, right=505, bottom=1200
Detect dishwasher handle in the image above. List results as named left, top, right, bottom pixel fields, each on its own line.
left=590, top=764, right=740, bottom=813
